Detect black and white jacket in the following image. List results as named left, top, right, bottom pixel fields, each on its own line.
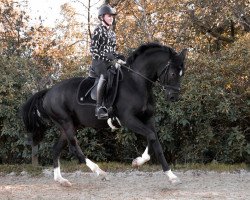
left=90, top=24, right=116, bottom=61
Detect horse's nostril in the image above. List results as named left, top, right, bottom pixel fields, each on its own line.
left=169, top=95, right=180, bottom=102
left=170, top=96, right=175, bottom=101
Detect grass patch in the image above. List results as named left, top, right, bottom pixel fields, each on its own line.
left=99, top=162, right=161, bottom=172
left=0, top=161, right=248, bottom=176
left=60, top=160, right=161, bottom=173
left=47, top=161, right=249, bottom=173
left=0, top=164, right=45, bottom=176
left=173, top=162, right=248, bottom=172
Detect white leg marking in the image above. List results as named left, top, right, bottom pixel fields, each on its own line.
left=165, top=169, right=181, bottom=185
left=107, top=117, right=121, bottom=131
left=54, top=164, right=72, bottom=187
left=132, top=146, right=151, bottom=167
left=86, top=158, right=107, bottom=177
left=107, top=118, right=118, bottom=130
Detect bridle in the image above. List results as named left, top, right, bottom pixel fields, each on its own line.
left=158, top=62, right=181, bottom=92
left=120, top=61, right=180, bottom=92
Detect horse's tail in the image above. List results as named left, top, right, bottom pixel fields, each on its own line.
left=21, top=89, right=49, bottom=146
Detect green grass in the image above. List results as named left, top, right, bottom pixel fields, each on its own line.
left=0, top=161, right=248, bottom=176
left=0, top=164, right=45, bottom=176
left=173, top=162, right=248, bottom=172
left=59, top=160, right=162, bottom=173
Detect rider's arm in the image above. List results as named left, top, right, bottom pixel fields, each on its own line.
left=90, top=27, right=103, bottom=60
left=90, top=26, right=110, bottom=61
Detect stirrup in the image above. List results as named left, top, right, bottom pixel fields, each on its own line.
left=96, top=106, right=108, bottom=119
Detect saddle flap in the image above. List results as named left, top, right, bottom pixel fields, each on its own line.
left=77, top=67, right=122, bottom=108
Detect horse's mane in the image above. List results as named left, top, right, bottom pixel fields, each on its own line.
left=126, top=43, right=176, bottom=65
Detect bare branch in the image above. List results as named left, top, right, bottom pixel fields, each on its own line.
left=188, top=9, right=234, bottom=43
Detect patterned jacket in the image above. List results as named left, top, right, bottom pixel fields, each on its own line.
left=90, top=24, right=116, bottom=61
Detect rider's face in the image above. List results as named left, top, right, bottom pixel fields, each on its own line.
left=103, top=14, right=114, bottom=26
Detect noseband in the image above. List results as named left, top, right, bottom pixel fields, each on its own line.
left=158, top=63, right=181, bottom=92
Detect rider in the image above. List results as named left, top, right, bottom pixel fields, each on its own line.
left=90, top=4, right=124, bottom=119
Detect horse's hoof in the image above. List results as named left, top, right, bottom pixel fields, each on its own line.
left=61, top=180, right=72, bottom=187
left=96, top=169, right=109, bottom=181
left=101, top=175, right=110, bottom=181
left=56, top=179, right=72, bottom=187
left=97, top=169, right=107, bottom=176
left=170, top=177, right=182, bottom=185
left=132, top=157, right=142, bottom=167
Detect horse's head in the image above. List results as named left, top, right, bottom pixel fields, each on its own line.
left=158, top=48, right=187, bottom=102
left=126, top=43, right=187, bottom=102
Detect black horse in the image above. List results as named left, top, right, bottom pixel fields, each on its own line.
left=21, top=43, right=187, bottom=186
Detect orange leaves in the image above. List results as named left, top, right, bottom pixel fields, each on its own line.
left=113, top=0, right=191, bottom=53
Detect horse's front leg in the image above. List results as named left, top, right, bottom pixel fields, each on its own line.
left=149, top=118, right=181, bottom=184
left=85, top=158, right=107, bottom=179
left=122, top=116, right=181, bottom=185
left=150, top=138, right=181, bottom=185
left=132, top=118, right=154, bottom=167
left=132, top=146, right=151, bottom=167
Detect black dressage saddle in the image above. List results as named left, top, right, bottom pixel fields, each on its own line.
left=77, top=66, right=122, bottom=111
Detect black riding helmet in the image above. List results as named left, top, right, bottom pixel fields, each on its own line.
left=98, top=5, right=116, bottom=20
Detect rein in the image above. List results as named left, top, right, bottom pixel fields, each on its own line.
left=121, top=64, right=155, bottom=84
left=120, top=62, right=180, bottom=92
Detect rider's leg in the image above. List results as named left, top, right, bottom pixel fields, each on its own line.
left=96, top=74, right=108, bottom=119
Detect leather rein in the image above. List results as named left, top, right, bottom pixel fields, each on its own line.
left=120, top=62, right=180, bottom=92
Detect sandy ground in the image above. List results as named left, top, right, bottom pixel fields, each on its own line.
left=0, top=169, right=249, bottom=200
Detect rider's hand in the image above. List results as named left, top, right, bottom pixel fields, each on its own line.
left=114, top=59, right=126, bottom=69
left=115, top=62, right=121, bottom=69
left=106, top=52, right=116, bottom=61
left=115, top=53, right=126, bottom=61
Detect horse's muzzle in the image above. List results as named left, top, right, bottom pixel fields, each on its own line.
left=165, top=90, right=180, bottom=102
left=163, top=85, right=180, bottom=102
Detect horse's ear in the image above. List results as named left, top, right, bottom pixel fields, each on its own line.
left=179, top=48, right=188, bottom=61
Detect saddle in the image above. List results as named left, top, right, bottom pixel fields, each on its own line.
left=77, top=65, right=122, bottom=115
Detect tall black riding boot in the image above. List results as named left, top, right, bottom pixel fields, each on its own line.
left=95, top=75, right=108, bottom=119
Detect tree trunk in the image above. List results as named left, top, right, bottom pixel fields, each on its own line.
left=32, top=144, right=39, bottom=166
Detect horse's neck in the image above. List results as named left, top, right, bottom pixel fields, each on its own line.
left=132, top=59, right=158, bottom=82
left=123, top=67, right=154, bottom=98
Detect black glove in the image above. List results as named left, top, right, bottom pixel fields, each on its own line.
left=115, top=53, right=126, bottom=61
left=105, top=52, right=116, bottom=61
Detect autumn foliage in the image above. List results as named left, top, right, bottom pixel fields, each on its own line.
left=0, top=0, right=249, bottom=165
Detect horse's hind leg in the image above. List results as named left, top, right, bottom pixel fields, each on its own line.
left=53, top=133, right=72, bottom=186
left=60, top=121, right=107, bottom=180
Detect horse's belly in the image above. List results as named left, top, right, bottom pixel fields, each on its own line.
left=75, top=106, right=109, bottom=129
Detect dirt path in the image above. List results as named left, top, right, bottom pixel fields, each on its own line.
left=0, top=169, right=249, bottom=200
